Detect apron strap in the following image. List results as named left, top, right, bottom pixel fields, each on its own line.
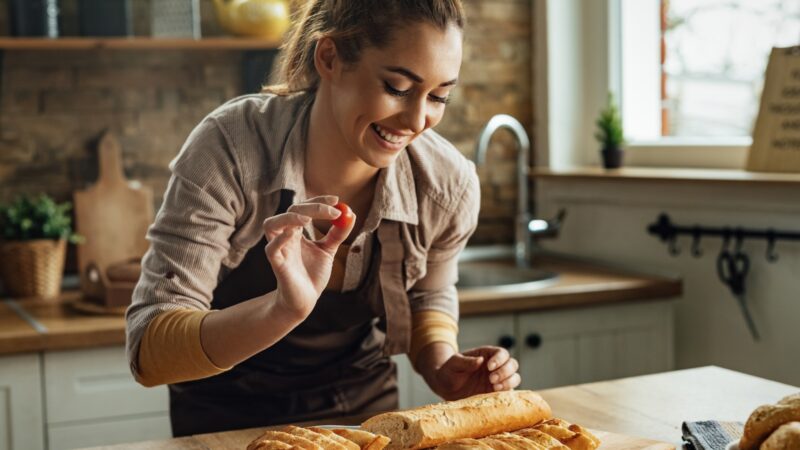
left=376, top=221, right=411, bottom=356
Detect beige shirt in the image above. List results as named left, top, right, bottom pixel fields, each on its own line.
left=125, top=91, right=480, bottom=376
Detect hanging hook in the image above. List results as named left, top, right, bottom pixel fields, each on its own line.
left=734, top=228, right=745, bottom=256
left=668, top=236, right=681, bottom=256
left=720, top=229, right=731, bottom=254
left=691, top=227, right=703, bottom=258
left=766, top=229, right=779, bottom=263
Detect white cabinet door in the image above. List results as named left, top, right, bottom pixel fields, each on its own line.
left=0, top=353, right=44, bottom=450
left=517, top=301, right=674, bottom=390
left=43, top=345, right=172, bottom=447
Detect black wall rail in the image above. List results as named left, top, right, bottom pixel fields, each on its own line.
left=647, top=213, right=800, bottom=262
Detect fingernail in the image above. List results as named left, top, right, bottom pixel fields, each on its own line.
left=487, top=361, right=496, bottom=371
left=490, top=374, right=498, bottom=383
left=494, top=383, right=503, bottom=391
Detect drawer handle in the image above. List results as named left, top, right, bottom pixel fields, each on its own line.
left=526, top=333, right=542, bottom=349
left=497, top=335, right=516, bottom=349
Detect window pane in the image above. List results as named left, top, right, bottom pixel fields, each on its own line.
left=662, top=0, right=800, bottom=137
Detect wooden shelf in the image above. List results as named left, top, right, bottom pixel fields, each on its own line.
left=531, top=166, right=800, bottom=187
left=0, top=37, right=280, bottom=51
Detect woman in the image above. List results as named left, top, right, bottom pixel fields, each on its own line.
left=126, top=0, right=521, bottom=437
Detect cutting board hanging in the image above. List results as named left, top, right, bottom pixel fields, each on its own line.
left=73, top=130, right=153, bottom=301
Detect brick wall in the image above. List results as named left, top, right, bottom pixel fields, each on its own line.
left=0, top=0, right=532, bottom=246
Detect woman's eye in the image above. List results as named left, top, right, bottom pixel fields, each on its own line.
left=429, top=94, right=450, bottom=105
left=384, top=82, right=411, bottom=97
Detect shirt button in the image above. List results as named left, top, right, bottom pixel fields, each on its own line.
left=351, top=246, right=362, bottom=254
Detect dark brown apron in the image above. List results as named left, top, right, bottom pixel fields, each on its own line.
left=169, top=190, right=408, bottom=437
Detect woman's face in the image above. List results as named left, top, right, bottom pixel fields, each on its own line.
left=325, top=21, right=463, bottom=169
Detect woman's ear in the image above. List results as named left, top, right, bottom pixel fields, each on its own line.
left=314, top=37, right=339, bottom=81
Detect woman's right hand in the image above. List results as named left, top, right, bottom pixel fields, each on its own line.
left=262, top=195, right=355, bottom=320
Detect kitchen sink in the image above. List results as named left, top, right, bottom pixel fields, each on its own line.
left=456, top=245, right=559, bottom=293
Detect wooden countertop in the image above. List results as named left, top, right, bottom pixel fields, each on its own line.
left=0, top=256, right=681, bottom=355
left=83, top=366, right=799, bottom=449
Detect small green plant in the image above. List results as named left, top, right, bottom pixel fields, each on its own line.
left=0, top=194, right=83, bottom=243
left=594, top=92, right=625, bottom=149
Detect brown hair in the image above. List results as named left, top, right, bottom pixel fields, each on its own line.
left=263, top=0, right=465, bottom=95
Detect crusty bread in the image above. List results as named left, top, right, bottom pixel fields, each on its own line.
left=740, top=393, right=800, bottom=450
left=513, top=428, right=569, bottom=449
left=488, top=432, right=547, bottom=450
left=246, top=440, right=293, bottom=450
left=331, top=428, right=391, bottom=450
left=248, top=431, right=322, bottom=450
left=436, top=438, right=495, bottom=449
left=308, top=427, right=361, bottom=450
left=282, top=425, right=349, bottom=450
left=760, top=421, right=800, bottom=450
left=361, top=390, right=552, bottom=450
left=532, top=419, right=598, bottom=450
left=479, top=437, right=523, bottom=450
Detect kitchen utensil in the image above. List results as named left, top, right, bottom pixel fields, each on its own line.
left=716, top=248, right=760, bottom=340
left=73, top=131, right=153, bottom=306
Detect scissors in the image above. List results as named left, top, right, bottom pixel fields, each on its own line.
left=716, top=245, right=760, bottom=340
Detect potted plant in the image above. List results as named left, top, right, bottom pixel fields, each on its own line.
left=595, top=92, right=625, bottom=169
left=0, top=194, right=82, bottom=299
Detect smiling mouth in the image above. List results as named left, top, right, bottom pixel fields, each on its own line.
left=371, top=123, right=406, bottom=145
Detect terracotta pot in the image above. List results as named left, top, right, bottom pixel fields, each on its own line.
left=0, top=238, right=66, bottom=299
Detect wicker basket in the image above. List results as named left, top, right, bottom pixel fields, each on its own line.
left=0, top=238, right=66, bottom=299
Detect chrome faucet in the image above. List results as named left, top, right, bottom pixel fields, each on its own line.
left=474, top=114, right=565, bottom=268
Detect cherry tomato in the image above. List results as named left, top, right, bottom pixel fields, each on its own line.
left=331, top=202, right=355, bottom=229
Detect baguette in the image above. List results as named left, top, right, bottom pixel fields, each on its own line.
left=281, top=425, right=350, bottom=450
left=248, top=431, right=322, bottom=450
left=513, top=428, right=569, bottom=449
left=479, top=438, right=523, bottom=450
left=246, top=440, right=293, bottom=450
left=436, top=438, right=495, bottom=450
left=487, top=432, right=547, bottom=450
left=361, top=390, right=552, bottom=450
left=308, top=427, right=361, bottom=450
left=331, top=428, right=391, bottom=450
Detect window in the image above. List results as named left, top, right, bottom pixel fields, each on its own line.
left=619, top=0, right=800, bottom=141
left=535, top=0, right=800, bottom=168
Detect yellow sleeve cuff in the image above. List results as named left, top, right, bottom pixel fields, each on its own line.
left=137, top=309, right=231, bottom=387
left=408, top=310, right=459, bottom=369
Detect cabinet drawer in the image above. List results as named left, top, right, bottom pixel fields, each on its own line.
left=44, top=346, right=168, bottom=424
left=47, top=413, right=172, bottom=450
left=459, top=314, right=517, bottom=357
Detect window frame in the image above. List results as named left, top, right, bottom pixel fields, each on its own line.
left=534, top=0, right=751, bottom=169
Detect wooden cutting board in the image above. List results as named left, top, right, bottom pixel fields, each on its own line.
left=592, top=429, right=675, bottom=449
left=73, top=131, right=153, bottom=300
left=185, top=427, right=677, bottom=450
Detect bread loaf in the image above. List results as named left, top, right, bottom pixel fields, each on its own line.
left=331, top=428, right=391, bottom=450
left=435, top=438, right=494, bottom=449
left=740, top=392, right=800, bottom=450
left=760, top=421, right=800, bottom=450
left=307, top=427, right=361, bottom=450
left=361, top=390, right=552, bottom=450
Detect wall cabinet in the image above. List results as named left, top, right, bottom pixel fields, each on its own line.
left=0, top=346, right=171, bottom=450
left=395, top=300, right=674, bottom=409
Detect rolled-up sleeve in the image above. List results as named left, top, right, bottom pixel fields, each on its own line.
left=125, top=117, right=245, bottom=381
left=408, top=164, right=480, bottom=321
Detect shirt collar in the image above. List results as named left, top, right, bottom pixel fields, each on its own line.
left=265, top=92, right=419, bottom=227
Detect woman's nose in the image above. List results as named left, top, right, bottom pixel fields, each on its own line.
left=403, top=97, right=428, bottom=133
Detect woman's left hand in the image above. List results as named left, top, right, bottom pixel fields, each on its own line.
left=430, top=346, right=521, bottom=401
